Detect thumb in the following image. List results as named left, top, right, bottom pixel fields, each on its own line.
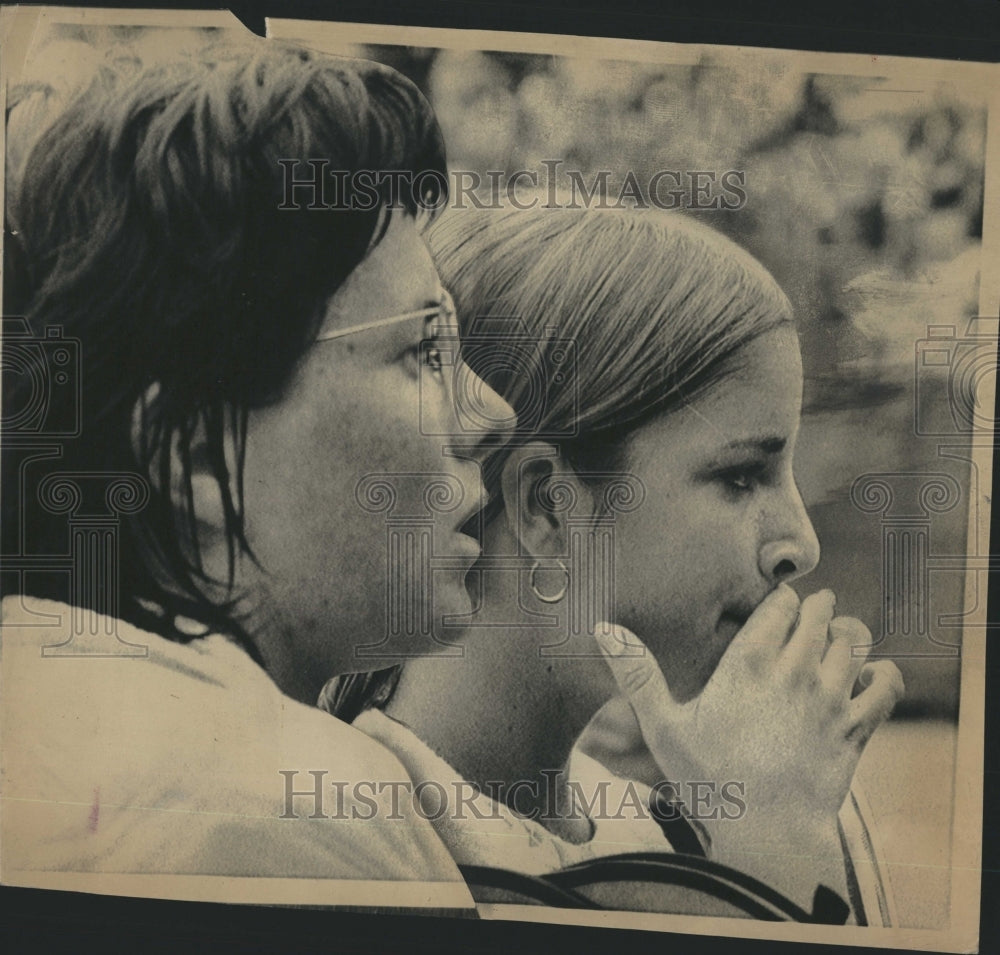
left=593, top=622, right=683, bottom=741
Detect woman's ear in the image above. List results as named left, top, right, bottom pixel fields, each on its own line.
left=499, top=441, right=593, bottom=559
left=176, top=432, right=234, bottom=582
left=130, top=385, right=235, bottom=585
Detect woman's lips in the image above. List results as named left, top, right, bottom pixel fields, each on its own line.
left=444, top=483, right=485, bottom=562
left=717, top=608, right=753, bottom=641
left=456, top=498, right=485, bottom=545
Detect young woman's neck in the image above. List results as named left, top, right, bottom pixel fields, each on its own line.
left=385, top=558, right=616, bottom=843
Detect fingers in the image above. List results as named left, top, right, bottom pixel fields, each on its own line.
left=820, top=616, right=873, bottom=695
left=593, top=623, right=682, bottom=740
left=846, top=661, right=905, bottom=747
left=779, top=589, right=836, bottom=673
left=727, top=583, right=800, bottom=665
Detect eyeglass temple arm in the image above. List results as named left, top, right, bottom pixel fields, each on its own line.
left=314, top=306, right=441, bottom=343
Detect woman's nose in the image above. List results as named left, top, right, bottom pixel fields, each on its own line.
left=758, top=483, right=821, bottom=584
left=451, top=360, right=517, bottom=456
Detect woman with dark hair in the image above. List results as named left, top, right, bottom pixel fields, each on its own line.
left=1, top=38, right=511, bottom=886
left=325, top=205, right=903, bottom=921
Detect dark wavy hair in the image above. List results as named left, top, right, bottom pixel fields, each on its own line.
left=1, top=38, right=448, bottom=658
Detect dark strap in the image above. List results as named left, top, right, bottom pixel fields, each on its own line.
left=457, top=865, right=600, bottom=909
left=460, top=854, right=851, bottom=924
left=648, top=786, right=708, bottom=857
left=812, top=884, right=852, bottom=925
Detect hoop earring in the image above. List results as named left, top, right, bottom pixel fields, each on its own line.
left=529, top=559, right=569, bottom=604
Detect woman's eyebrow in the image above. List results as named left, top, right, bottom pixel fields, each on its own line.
left=722, top=436, right=787, bottom=454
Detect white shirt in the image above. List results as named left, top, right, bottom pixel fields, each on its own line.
left=1, top=597, right=473, bottom=907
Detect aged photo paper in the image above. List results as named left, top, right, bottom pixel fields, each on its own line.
left=2, top=5, right=996, bottom=952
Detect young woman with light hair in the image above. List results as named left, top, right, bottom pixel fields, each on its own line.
left=326, top=205, right=902, bottom=923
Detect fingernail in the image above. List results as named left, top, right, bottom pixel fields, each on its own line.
left=594, top=623, right=642, bottom=658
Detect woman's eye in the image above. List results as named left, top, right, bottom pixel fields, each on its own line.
left=728, top=473, right=755, bottom=492
left=718, top=465, right=764, bottom=495
left=423, top=342, right=445, bottom=377
left=401, top=341, right=446, bottom=381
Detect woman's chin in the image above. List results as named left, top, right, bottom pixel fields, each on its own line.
left=430, top=579, right=477, bottom=635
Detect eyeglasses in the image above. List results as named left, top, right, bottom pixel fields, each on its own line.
left=314, top=288, right=459, bottom=343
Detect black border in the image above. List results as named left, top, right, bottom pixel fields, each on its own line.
left=16, top=0, right=1000, bottom=61
left=2, top=2, right=997, bottom=953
